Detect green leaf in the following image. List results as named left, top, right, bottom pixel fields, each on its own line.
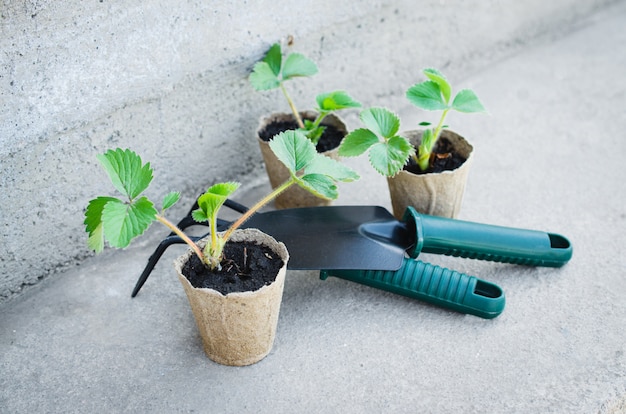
left=195, top=182, right=241, bottom=222
left=338, top=128, right=380, bottom=157
left=101, top=197, right=157, bottom=249
left=418, top=121, right=432, bottom=126
left=209, top=182, right=241, bottom=197
left=297, top=174, right=338, bottom=200
left=282, top=53, right=318, bottom=80
left=87, top=223, right=105, bottom=254
left=249, top=61, right=281, bottom=91
left=360, top=107, right=400, bottom=139
left=303, top=119, right=315, bottom=130
left=452, top=89, right=487, bottom=113
left=304, top=153, right=360, bottom=183
left=368, top=136, right=414, bottom=177
left=263, top=43, right=282, bottom=76
left=191, top=209, right=208, bottom=223
left=315, top=91, right=361, bottom=111
left=84, top=196, right=117, bottom=235
left=270, top=129, right=359, bottom=198
left=269, top=130, right=317, bottom=173
left=96, top=148, right=153, bottom=200
left=388, top=135, right=415, bottom=158
left=406, top=81, right=448, bottom=111
left=423, top=68, right=452, bottom=104
left=84, top=196, right=119, bottom=253
left=162, top=191, right=180, bottom=211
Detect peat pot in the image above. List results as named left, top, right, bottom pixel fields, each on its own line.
left=387, top=129, right=474, bottom=219
left=174, top=228, right=289, bottom=366
left=257, top=111, right=347, bottom=209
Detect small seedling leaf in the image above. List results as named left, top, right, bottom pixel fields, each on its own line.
left=263, top=43, right=282, bottom=76
left=101, top=197, right=157, bottom=249
left=269, top=130, right=316, bottom=173
left=192, top=209, right=208, bottom=223
left=338, top=128, right=380, bottom=157
left=423, top=68, right=452, bottom=104
left=418, top=121, right=432, bottom=126
left=162, top=191, right=180, bottom=211
left=97, top=148, right=153, bottom=200
left=315, top=91, right=362, bottom=111
left=195, top=182, right=241, bottom=221
left=452, top=89, right=487, bottom=113
left=360, top=107, right=400, bottom=139
left=282, top=53, right=318, bottom=79
left=406, top=81, right=448, bottom=111
left=249, top=61, right=281, bottom=90
left=209, top=182, right=241, bottom=197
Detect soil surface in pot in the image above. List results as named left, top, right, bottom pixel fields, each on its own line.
left=258, top=119, right=344, bottom=153
left=404, top=136, right=467, bottom=174
left=182, top=241, right=285, bottom=295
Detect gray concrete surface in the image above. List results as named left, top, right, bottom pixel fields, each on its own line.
left=0, top=0, right=616, bottom=302
left=2, top=1, right=626, bottom=413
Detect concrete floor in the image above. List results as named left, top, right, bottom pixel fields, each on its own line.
left=1, top=2, right=626, bottom=413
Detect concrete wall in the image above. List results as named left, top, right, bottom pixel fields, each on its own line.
left=0, top=0, right=614, bottom=303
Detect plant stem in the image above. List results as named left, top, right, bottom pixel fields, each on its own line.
left=309, top=111, right=328, bottom=131
left=280, top=83, right=305, bottom=129
left=417, top=150, right=431, bottom=172
left=210, top=212, right=218, bottom=257
left=415, top=108, right=451, bottom=171
left=222, top=178, right=295, bottom=242
left=156, top=214, right=204, bottom=262
left=432, top=108, right=450, bottom=145
left=311, top=111, right=328, bottom=129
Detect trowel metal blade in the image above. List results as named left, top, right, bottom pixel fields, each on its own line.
left=242, top=206, right=413, bottom=271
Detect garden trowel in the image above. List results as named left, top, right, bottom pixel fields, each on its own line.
left=240, top=205, right=572, bottom=270
left=239, top=205, right=571, bottom=319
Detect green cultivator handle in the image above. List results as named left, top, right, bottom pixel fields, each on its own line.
left=320, top=258, right=505, bottom=319
left=404, top=207, right=573, bottom=267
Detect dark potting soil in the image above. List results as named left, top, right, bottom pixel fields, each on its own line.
left=404, top=136, right=467, bottom=174
left=182, top=241, right=284, bottom=295
left=258, top=119, right=344, bottom=153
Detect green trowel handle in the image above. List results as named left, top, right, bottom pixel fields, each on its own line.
left=320, top=258, right=505, bottom=319
left=403, top=207, right=572, bottom=267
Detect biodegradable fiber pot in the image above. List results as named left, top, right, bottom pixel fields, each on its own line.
left=174, top=228, right=289, bottom=366
left=387, top=129, right=474, bottom=220
left=257, top=111, right=347, bottom=209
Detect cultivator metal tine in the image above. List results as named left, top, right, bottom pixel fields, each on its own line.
left=130, top=198, right=248, bottom=297
left=131, top=234, right=202, bottom=297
